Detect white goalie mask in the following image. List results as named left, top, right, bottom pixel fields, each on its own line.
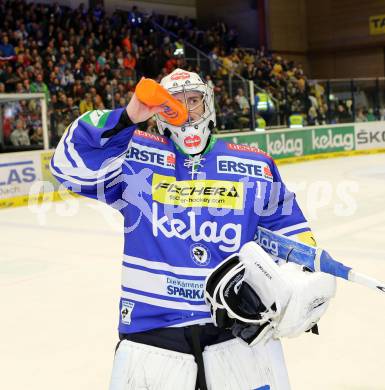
left=157, top=68, right=216, bottom=155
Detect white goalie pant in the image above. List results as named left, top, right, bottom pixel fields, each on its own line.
left=204, top=337, right=290, bottom=390
left=109, top=339, right=197, bottom=390
left=110, top=337, right=290, bottom=390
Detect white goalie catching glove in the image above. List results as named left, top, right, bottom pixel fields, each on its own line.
left=204, top=241, right=336, bottom=346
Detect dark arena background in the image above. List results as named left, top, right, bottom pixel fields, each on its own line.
left=0, top=1, right=385, bottom=389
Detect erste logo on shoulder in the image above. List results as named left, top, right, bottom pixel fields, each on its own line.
left=217, top=156, right=273, bottom=182
left=126, top=142, right=175, bottom=169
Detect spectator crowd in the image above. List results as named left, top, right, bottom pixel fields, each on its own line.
left=0, top=0, right=381, bottom=151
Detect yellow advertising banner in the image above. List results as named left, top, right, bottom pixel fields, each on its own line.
left=369, top=14, right=385, bottom=35
left=152, top=174, right=244, bottom=209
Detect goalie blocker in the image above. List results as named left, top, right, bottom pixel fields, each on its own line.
left=204, top=242, right=336, bottom=345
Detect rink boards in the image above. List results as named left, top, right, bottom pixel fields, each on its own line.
left=1, top=121, right=385, bottom=209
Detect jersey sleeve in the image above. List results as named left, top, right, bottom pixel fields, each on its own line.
left=258, top=159, right=316, bottom=246
left=50, top=108, right=136, bottom=205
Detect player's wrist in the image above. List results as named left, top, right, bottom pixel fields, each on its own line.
left=122, top=108, right=137, bottom=126
left=125, top=106, right=140, bottom=124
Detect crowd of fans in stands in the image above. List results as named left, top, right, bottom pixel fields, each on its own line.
left=0, top=0, right=381, bottom=151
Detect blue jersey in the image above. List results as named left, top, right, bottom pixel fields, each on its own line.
left=50, top=108, right=313, bottom=334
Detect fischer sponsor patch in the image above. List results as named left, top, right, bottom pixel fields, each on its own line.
left=134, top=129, right=168, bottom=144
left=226, top=143, right=271, bottom=159
left=152, top=174, right=244, bottom=209
left=217, top=156, right=273, bottom=182
left=126, top=142, right=175, bottom=169
left=121, top=300, right=135, bottom=325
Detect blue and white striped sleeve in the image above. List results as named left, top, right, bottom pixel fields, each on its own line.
left=258, top=159, right=317, bottom=246
left=50, top=108, right=136, bottom=204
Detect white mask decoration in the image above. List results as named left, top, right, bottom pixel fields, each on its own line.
left=156, top=68, right=216, bottom=155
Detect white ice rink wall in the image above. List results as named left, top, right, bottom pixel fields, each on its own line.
left=1, top=121, right=384, bottom=210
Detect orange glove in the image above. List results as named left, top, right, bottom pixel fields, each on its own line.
left=135, top=78, right=188, bottom=126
